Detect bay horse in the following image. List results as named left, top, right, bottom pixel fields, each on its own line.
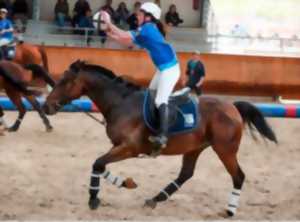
left=0, top=60, right=55, bottom=132
left=43, top=61, right=277, bottom=217
left=14, top=42, right=49, bottom=71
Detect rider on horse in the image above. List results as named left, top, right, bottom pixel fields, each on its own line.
left=0, top=8, right=14, bottom=60
left=101, top=2, right=180, bottom=152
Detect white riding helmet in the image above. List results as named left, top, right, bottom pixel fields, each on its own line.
left=0, top=8, right=8, bottom=14
left=140, top=2, right=161, bottom=20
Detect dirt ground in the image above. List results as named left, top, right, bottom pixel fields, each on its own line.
left=0, top=111, right=299, bottom=220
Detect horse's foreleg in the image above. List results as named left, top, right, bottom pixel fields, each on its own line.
left=89, top=144, right=138, bottom=210
left=6, top=90, right=26, bottom=132
left=145, top=148, right=203, bottom=209
left=25, top=95, right=53, bottom=132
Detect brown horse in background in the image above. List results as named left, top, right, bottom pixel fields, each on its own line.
left=14, top=42, right=49, bottom=71
left=43, top=61, right=277, bottom=217
left=0, top=60, right=55, bottom=132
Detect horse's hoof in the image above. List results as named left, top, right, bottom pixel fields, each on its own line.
left=144, top=199, right=157, bottom=209
left=123, top=178, right=138, bottom=189
left=8, top=127, right=18, bottom=132
left=226, top=210, right=235, bottom=217
left=89, top=198, right=101, bottom=210
left=46, top=126, right=53, bottom=132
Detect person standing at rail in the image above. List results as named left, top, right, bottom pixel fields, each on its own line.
left=185, top=50, right=205, bottom=95
left=100, top=2, right=180, bottom=154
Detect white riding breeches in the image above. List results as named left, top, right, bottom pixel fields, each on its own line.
left=149, top=63, right=180, bottom=107
left=0, top=38, right=11, bottom=47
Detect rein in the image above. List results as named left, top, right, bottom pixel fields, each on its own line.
left=81, top=109, right=106, bottom=126
left=55, top=101, right=106, bottom=126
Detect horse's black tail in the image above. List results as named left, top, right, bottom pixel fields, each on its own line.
left=234, top=101, right=278, bottom=143
left=0, top=66, right=40, bottom=96
left=24, top=63, right=56, bottom=88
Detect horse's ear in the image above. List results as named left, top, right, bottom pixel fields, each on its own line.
left=79, top=60, right=87, bottom=66
left=70, top=59, right=83, bottom=72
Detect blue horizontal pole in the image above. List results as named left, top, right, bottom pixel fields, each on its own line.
left=0, top=97, right=96, bottom=112
left=1, top=97, right=300, bottom=118
left=255, top=103, right=300, bottom=118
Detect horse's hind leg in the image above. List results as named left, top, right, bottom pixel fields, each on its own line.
left=25, top=95, right=53, bottom=132
left=0, top=105, right=6, bottom=135
left=88, top=144, right=138, bottom=210
left=0, top=105, right=8, bottom=129
left=5, top=90, right=26, bottom=132
left=212, top=141, right=245, bottom=217
left=145, top=148, right=203, bottom=209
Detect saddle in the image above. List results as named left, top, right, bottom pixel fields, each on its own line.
left=143, top=90, right=200, bottom=135
left=0, top=39, right=16, bottom=60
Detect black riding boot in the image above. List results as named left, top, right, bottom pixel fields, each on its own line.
left=149, top=103, right=169, bottom=156
left=0, top=48, right=4, bottom=60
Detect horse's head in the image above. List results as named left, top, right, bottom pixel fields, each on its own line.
left=43, top=66, right=86, bottom=115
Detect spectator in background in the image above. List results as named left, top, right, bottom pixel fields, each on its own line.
left=54, top=0, right=70, bottom=27
left=0, top=0, right=12, bottom=18
left=12, top=0, right=28, bottom=32
left=165, top=4, right=183, bottom=27
left=101, top=0, right=116, bottom=22
left=126, top=1, right=141, bottom=30
left=185, top=51, right=205, bottom=95
left=0, top=8, right=14, bottom=60
left=78, top=9, right=94, bottom=45
left=115, top=2, right=129, bottom=28
left=78, top=9, right=93, bottom=30
left=72, top=0, right=91, bottom=27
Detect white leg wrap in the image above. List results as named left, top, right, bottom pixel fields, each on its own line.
left=161, top=190, right=170, bottom=199
left=227, top=188, right=241, bottom=215
left=101, top=170, right=124, bottom=188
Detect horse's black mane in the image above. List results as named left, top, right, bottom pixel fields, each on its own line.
left=70, top=60, right=142, bottom=92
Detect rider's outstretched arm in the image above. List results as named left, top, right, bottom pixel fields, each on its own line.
left=106, top=23, right=133, bottom=46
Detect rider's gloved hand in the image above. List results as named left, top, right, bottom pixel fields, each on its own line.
left=100, top=10, right=111, bottom=30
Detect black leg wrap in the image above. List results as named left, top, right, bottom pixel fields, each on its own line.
left=89, top=171, right=101, bottom=199
left=154, top=180, right=180, bottom=202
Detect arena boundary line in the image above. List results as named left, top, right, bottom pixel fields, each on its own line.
left=0, top=97, right=300, bottom=118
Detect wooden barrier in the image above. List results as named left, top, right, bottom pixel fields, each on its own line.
left=44, top=46, right=300, bottom=99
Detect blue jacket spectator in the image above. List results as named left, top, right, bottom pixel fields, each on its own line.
left=78, top=10, right=94, bottom=29
left=0, top=8, right=13, bottom=44
left=55, top=0, right=70, bottom=27
left=126, top=1, right=141, bottom=30
left=115, top=2, right=129, bottom=28
left=72, top=0, right=91, bottom=27
left=0, top=8, right=14, bottom=59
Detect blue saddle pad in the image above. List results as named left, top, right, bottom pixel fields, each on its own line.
left=143, top=90, right=200, bottom=135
